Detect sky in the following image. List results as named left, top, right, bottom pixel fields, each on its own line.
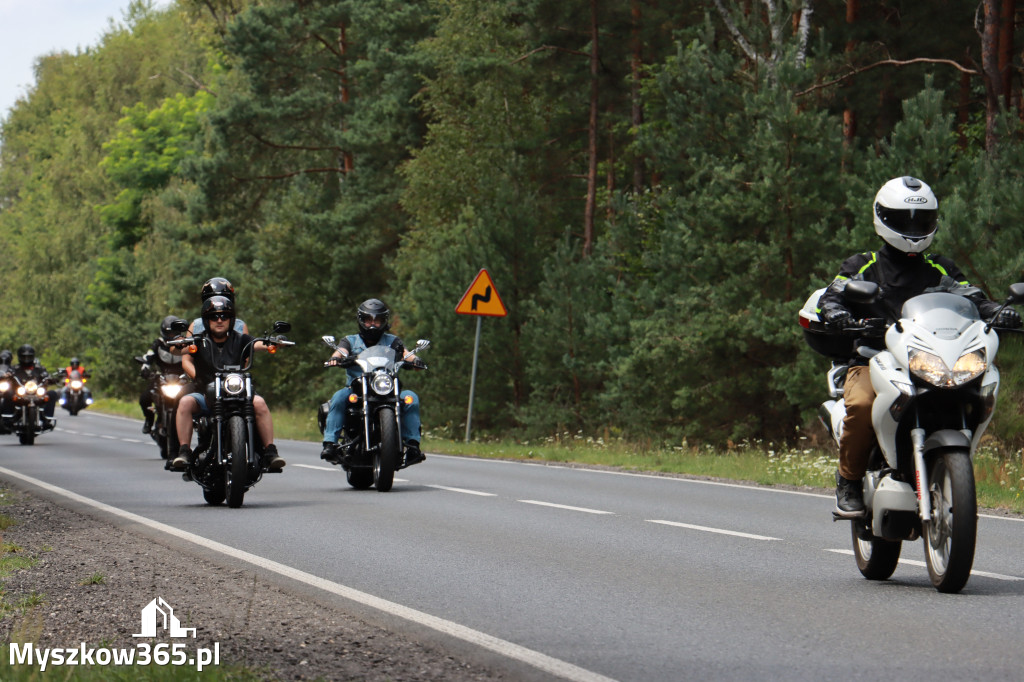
left=0, top=0, right=170, bottom=121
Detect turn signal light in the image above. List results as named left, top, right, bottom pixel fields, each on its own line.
left=348, top=393, right=359, bottom=403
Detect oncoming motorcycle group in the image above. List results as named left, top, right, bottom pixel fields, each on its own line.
left=4, top=176, right=1018, bottom=592
left=0, top=346, right=92, bottom=445
left=129, top=279, right=429, bottom=508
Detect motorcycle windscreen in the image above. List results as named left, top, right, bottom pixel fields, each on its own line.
left=901, top=292, right=981, bottom=338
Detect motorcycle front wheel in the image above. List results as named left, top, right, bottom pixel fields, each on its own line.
left=851, top=520, right=901, bottom=580
left=19, top=407, right=36, bottom=445
left=923, top=451, right=977, bottom=593
left=374, top=407, right=400, bottom=492
left=225, top=415, right=248, bottom=508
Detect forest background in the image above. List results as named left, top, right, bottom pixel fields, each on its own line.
left=3, top=0, right=1024, bottom=449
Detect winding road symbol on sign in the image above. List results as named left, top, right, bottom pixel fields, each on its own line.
left=456, top=269, right=507, bottom=317
left=471, top=286, right=491, bottom=311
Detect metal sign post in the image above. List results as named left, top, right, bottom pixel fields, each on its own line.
left=465, top=316, right=482, bottom=443
left=455, top=269, right=508, bottom=443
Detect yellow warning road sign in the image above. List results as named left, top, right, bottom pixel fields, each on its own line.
left=455, top=269, right=507, bottom=317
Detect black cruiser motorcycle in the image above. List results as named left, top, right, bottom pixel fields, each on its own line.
left=169, top=320, right=294, bottom=508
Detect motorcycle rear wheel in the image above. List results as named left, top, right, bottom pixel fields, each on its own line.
left=225, top=415, right=248, bottom=508
left=374, top=407, right=400, bottom=492
left=851, top=520, right=901, bottom=580
left=923, top=451, right=977, bottom=593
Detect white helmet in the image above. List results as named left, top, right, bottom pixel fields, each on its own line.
left=873, top=176, right=938, bottom=253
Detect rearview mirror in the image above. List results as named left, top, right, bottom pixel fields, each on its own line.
left=1008, top=283, right=1024, bottom=304
left=170, top=319, right=189, bottom=333
left=844, top=280, right=879, bottom=305
left=322, top=335, right=338, bottom=349
left=273, top=321, right=291, bottom=334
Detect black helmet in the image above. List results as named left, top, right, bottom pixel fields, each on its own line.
left=160, top=315, right=185, bottom=342
left=201, top=295, right=235, bottom=327
left=0, top=349, right=11, bottom=366
left=357, top=298, right=391, bottom=346
left=200, top=277, right=235, bottom=302
left=17, top=344, right=35, bottom=367
left=70, top=357, right=80, bottom=369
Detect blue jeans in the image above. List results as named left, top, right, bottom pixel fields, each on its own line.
left=324, top=388, right=420, bottom=444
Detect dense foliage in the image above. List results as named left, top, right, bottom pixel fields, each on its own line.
left=4, top=0, right=1024, bottom=447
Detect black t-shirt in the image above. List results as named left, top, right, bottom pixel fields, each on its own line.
left=191, top=331, right=254, bottom=387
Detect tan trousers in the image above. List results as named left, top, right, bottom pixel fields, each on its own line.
left=839, top=365, right=875, bottom=481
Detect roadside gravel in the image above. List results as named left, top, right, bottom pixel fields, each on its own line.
left=0, top=483, right=507, bottom=681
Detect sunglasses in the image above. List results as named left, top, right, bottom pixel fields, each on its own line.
left=207, top=313, right=231, bottom=321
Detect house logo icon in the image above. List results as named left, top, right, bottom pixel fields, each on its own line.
left=133, top=597, right=197, bottom=638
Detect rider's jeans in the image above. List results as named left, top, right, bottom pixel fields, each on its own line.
left=325, top=387, right=420, bottom=444
left=839, top=365, right=875, bottom=481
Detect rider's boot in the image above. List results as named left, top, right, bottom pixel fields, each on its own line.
left=262, top=443, right=286, bottom=470
left=404, top=440, right=425, bottom=466
left=142, top=415, right=154, bottom=435
left=320, top=441, right=338, bottom=463
left=834, top=470, right=866, bottom=518
left=170, top=445, right=192, bottom=471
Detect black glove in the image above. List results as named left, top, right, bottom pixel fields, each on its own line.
left=822, top=307, right=854, bottom=330
left=993, top=307, right=1023, bottom=329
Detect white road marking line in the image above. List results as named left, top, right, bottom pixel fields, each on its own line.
left=980, top=513, right=1024, bottom=523
left=647, top=519, right=781, bottom=541
left=0, top=466, right=619, bottom=682
left=825, top=549, right=1023, bottom=581
left=121, top=439, right=144, bottom=444
left=519, top=500, right=615, bottom=515
left=100, top=435, right=118, bottom=440
left=427, top=485, right=497, bottom=497
left=294, top=464, right=337, bottom=472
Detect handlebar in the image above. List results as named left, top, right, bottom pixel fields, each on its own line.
left=825, top=318, right=888, bottom=337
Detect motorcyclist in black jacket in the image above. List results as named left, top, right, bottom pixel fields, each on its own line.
left=136, top=315, right=187, bottom=434
left=818, top=176, right=1021, bottom=518
left=9, top=345, right=59, bottom=424
left=0, top=349, right=13, bottom=420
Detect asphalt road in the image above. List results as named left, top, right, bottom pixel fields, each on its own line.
left=3, top=411, right=1024, bottom=681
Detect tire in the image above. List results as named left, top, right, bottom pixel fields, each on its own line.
left=923, top=451, right=977, bottom=593
left=203, top=482, right=225, bottom=506
left=851, top=520, right=901, bottom=580
left=374, top=407, right=400, bottom=492
left=19, top=407, right=36, bottom=445
left=225, top=416, right=249, bottom=508
left=346, top=469, right=374, bottom=489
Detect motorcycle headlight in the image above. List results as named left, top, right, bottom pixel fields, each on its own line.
left=35, top=386, right=46, bottom=397
left=16, top=386, right=26, bottom=396
left=909, top=349, right=986, bottom=387
left=24, top=380, right=38, bottom=393
left=161, top=383, right=183, bottom=399
left=70, top=380, right=83, bottom=390
left=224, top=373, right=246, bottom=396
left=370, top=372, right=395, bottom=396
left=0, top=380, right=9, bottom=392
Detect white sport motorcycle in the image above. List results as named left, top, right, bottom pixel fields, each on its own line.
left=805, top=280, right=1024, bottom=593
